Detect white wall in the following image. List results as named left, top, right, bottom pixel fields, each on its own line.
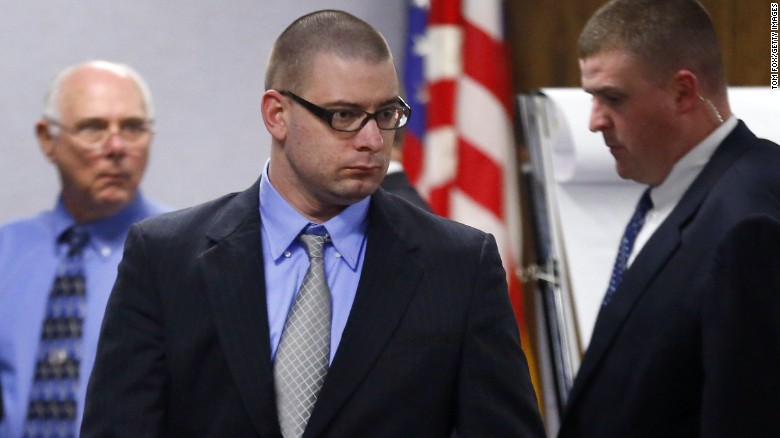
left=0, top=1, right=406, bottom=223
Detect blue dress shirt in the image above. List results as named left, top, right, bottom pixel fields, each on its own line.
left=259, top=170, right=369, bottom=364
left=0, top=193, right=166, bottom=437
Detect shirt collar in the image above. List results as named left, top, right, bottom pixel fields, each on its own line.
left=649, top=116, right=738, bottom=209
left=50, top=192, right=154, bottom=254
left=259, top=160, right=370, bottom=269
left=386, top=159, right=403, bottom=175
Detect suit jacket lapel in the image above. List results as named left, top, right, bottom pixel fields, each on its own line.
left=199, top=180, right=281, bottom=436
left=565, top=122, right=754, bottom=413
left=305, top=191, right=424, bottom=436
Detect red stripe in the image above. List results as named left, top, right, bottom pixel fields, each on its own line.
left=426, top=80, right=457, bottom=129
left=455, top=138, right=504, bottom=219
left=462, top=21, right=514, bottom=115
left=428, top=183, right=454, bottom=217
left=401, top=133, right=423, bottom=185
left=429, top=0, right=462, bottom=25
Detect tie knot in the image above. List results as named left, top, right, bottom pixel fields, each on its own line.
left=60, top=225, right=90, bottom=257
left=636, top=189, right=653, bottom=216
left=300, top=233, right=328, bottom=260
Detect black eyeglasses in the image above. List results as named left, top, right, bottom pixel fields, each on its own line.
left=281, top=90, right=411, bottom=132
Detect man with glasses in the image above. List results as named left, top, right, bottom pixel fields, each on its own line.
left=0, top=60, right=166, bottom=437
left=82, top=10, right=544, bottom=437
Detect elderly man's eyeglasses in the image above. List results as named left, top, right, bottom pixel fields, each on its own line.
left=281, top=91, right=411, bottom=132
left=46, top=117, right=154, bottom=146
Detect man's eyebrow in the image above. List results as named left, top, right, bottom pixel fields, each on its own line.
left=585, top=85, right=624, bottom=96
left=380, top=97, right=403, bottom=106
left=74, top=116, right=146, bottom=122
left=73, top=117, right=109, bottom=126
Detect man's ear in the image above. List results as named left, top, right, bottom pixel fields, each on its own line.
left=261, top=90, right=288, bottom=141
left=671, top=69, right=699, bottom=114
left=35, top=120, right=57, bottom=162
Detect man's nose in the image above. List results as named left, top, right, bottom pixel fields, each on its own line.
left=102, top=128, right=128, bottom=155
left=354, top=118, right=385, bottom=151
left=589, top=100, right=611, bottom=132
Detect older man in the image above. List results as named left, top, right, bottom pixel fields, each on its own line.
left=0, top=60, right=166, bottom=437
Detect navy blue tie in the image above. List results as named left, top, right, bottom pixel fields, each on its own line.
left=603, top=189, right=653, bottom=306
left=24, top=225, right=89, bottom=438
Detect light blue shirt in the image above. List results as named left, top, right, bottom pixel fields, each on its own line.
left=0, top=193, right=166, bottom=437
left=259, top=169, right=369, bottom=364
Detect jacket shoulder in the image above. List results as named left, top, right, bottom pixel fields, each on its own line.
left=135, top=186, right=256, bottom=239
left=374, top=190, right=491, bottom=251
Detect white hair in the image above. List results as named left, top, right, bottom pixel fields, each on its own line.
left=42, top=60, right=155, bottom=121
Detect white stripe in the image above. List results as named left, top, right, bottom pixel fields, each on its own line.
left=456, top=76, right=513, bottom=165
left=451, top=188, right=503, bottom=238
left=450, top=188, right=516, bottom=266
left=451, top=188, right=522, bottom=288
left=463, top=0, right=503, bottom=41
left=418, top=126, right=458, bottom=196
left=424, top=25, right=463, bottom=81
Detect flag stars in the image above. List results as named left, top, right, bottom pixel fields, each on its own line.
left=412, top=33, right=431, bottom=60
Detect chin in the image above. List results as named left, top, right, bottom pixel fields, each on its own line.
left=615, top=169, right=631, bottom=180
left=95, top=190, right=135, bottom=208
left=614, top=162, right=633, bottom=180
left=338, top=184, right=378, bottom=204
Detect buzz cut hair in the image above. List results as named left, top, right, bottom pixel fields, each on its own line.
left=264, top=9, right=393, bottom=93
left=579, top=0, right=726, bottom=96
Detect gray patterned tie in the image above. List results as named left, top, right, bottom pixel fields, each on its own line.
left=274, top=230, right=331, bottom=438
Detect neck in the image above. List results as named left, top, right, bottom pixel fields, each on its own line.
left=63, top=196, right=127, bottom=224
left=701, top=94, right=732, bottom=126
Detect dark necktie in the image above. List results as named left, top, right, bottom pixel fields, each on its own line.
left=274, top=226, right=331, bottom=438
left=602, top=189, right=653, bottom=306
left=24, top=225, right=89, bottom=438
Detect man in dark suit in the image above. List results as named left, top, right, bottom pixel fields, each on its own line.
left=81, top=10, right=544, bottom=437
left=558, top=0, right=780, bottom=436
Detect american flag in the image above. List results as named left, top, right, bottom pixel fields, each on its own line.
left=401, top=0, right=538, bottom=389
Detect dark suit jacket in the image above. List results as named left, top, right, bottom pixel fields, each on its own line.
left=558, top=121, right=780, bottom=437
left=81, top=184, right=544, bottom=437
left=380, top=170, right=431, bottom=212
